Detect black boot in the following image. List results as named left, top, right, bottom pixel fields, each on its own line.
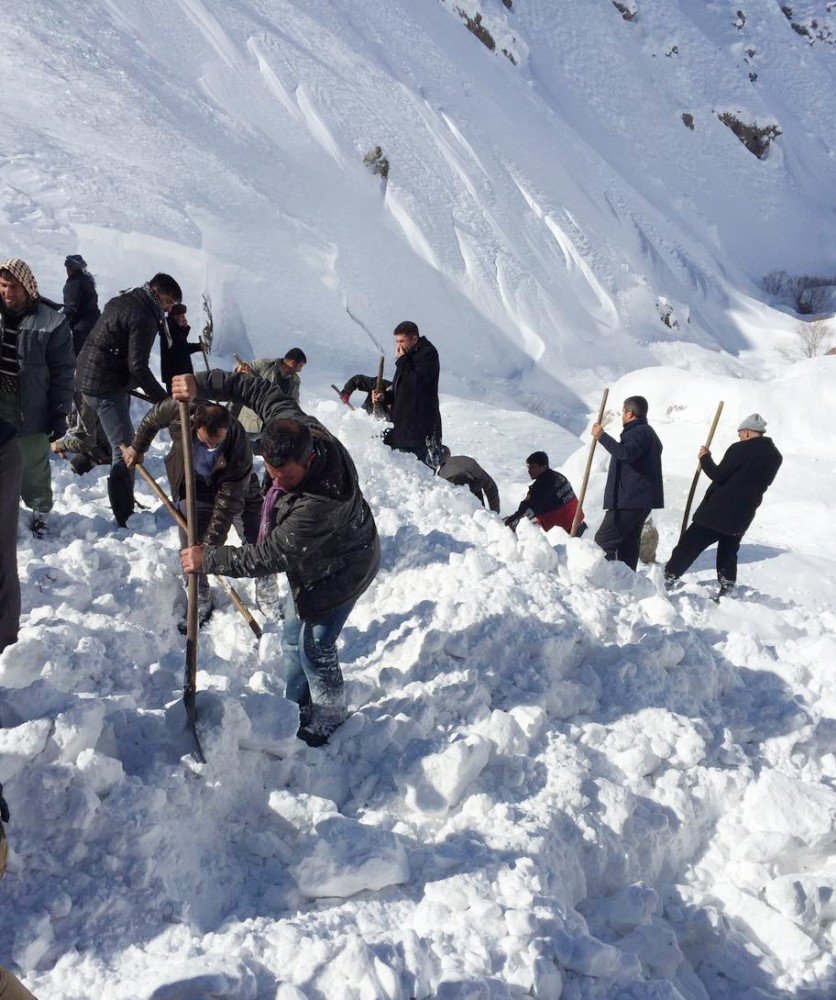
left=107, top=464, right=135, bottom=527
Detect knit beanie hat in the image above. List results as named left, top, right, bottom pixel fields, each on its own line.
left=0, top=258, right=38, bottom=300
left=64, top=254, right=87, bottom=269
left=738, top=413, right=767, bottom=433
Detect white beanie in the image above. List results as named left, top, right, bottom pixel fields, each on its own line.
left=738, top=413, right=767, bottom=433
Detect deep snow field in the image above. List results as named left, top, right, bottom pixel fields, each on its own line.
left=2, top=0, right=836, bottom=996
left=1, top=358, right=835, bottom=999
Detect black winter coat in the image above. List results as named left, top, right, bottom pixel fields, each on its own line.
left=132, top=398, right=254, bottom=547
left=341, top=373, right=393, bottom=415
left=513, top=468, right=575, bottom=519
left=198, top=370, right=380, bottom=621
left=62, top=271, right=100, bottom=356
left=160, top=318, right=202, bottom=387
left=75, top=286, right=168, bottom=402
left=599, top=418, right=664, bottom=510
left=384, top=337, right=441, bottom=449
left=693, top=436, right=782, bottom=536
left=439, top=454, right=500, bottom=512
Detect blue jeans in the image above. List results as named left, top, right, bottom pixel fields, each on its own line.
left=82, top=391, right=136, bottom=525
left=281, top=594, right=355, bottom=712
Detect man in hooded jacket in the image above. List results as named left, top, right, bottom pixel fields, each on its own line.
left=175, top=369, right=380, bottom=747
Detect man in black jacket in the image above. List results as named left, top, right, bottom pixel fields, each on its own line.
left=340, top=373, right=393, bottom=415
left=372, top=321, right=441, bottom=466
left=665, top=413, right=782, bottom=596
left=504, top=451, right=584, bottom=534
left=160, top=303, right=204, bottom=391
left=62, top=254, right=100, bottom=356
left=76, top=272, right=182, bottom=526
left=437, top=445, right=500, bottom=513
left=592, top=395, right=664, bottom=570
left=175, top=369, right=380, bottom=746
left=125, top=399, right=261, bottom=628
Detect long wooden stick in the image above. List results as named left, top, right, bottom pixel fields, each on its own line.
left=570, top=388, right=609, bottom=537
left=332, top=384, right=355, bottom=410
left=680, top=401, right=724, bottom=540
left=373, top=355, right=385, bottom=419
left=178, top=401, right=206, bottom=763
left=121, top=446, right=262, bottom=639
left=199, top=342, right=211, bottom=373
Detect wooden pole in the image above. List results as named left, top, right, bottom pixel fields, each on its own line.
left=199, top=343, right=211, bottom=373
left=332, top=384, right=355, bottom=410
left=122, top=446, right=262, bottom=639
left=679, top=401, right=724, bottom=540
left=373, top=355, right=385, bottom=419
left=178, top=401, right=206, bottom=763
left=570, top=388, right=609, bottom=537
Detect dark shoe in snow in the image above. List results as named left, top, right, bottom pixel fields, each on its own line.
left=255, top=574, right=284, bottom=619
left=177, top=592, right=215, bottom=633
left=30, top=511, right=49, bottom=538
left=296, top=705, right=348, bottom=747
left=712, top=578, right=736, bottom=603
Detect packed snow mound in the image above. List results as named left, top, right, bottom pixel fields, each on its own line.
left=2, top=0, right=836, bottom=421
left=2, top=362, right=835, bottom=998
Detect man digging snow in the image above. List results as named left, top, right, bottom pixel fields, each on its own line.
left=173, top=370, right=380, bottom=747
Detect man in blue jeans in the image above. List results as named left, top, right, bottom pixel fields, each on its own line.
left=75, top=273, right=182, bottom=526
left=175, top=369, right=380, bottom=746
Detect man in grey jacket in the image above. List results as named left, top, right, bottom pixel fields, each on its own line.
left=0, top=258, right=75, bottom=536
left=175, top=369, right=379, bottom=746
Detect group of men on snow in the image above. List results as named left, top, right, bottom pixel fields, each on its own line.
left=1, top=255, right=784, bottom=747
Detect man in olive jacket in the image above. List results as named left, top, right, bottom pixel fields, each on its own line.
left=592, top=395, right=664, bottom=570
left=0, top=258, right=75, bottom=535
left=125, top=398, right=262, bottom=627
left=76, top=272, right=182, bottom=526
left=175, top=369, right=380, bottom=746
left=665, top=413, right=782, bottom=596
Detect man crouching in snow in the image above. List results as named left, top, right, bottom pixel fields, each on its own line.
left=173, top=370, right=380, bottom=747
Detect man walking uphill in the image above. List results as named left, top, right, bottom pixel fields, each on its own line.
left=76, top=272, right=181, bottom=526
left=62, top=254, right=100, bottom=356
left=372, top=321, right=441, bottom=466
left=0, top=258, right=75, bottom=536
left=175, top=369, right=380, bottom=747
left=665, top=413, right=782, bottom=598
left=592, top=395, right=663, bottom=570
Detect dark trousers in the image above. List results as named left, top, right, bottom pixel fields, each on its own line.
left=594, top=508, right=651, bottom=571
left=0, top=437, right=22, bottom=653
left=665, top=523, right=741, bottom=584
left=82, top=391, right=135, bottom=526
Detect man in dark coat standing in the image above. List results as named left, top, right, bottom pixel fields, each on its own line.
left=592, top=395, right=664, bottom=570
left=76, top=272, right=181, bottom=526
left=175, top=369, right=380, bottom=747
left=504, top=451, right=584, bottom=534
left=372, top=320, right=441, bottom=466
left=160, top=303, right=204, bottom=391
left=62, top=254, right=100, bottom=356
left=665, top=413, right=782, bottom=596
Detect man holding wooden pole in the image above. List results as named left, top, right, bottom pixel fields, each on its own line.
left=665, top=413, right=782, bottom=598
left=591, top=395, right=664, bottom=570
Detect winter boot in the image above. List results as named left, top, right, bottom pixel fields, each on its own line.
left=297, top=704, right=348, bottom=748
left=712, top=577, right=736, bottom=603
left=177, top=589, right=215, bottom=633
left=255, top=574, right=284, bottom=620
left=107, top=464, right=135, bottom=527
left=29, top=510, right=49, bottom=538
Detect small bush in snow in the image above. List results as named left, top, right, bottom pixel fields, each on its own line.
left=363, top=146, right=390, bottom=180
left=778, top=319, right=832, bottom=363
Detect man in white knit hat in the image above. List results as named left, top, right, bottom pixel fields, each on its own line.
left=0, top=258, right=75, bottom=537
left=665, top=413, right=783, bottom=598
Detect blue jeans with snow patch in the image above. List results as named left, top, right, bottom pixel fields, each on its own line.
left=281, top=595, right=355, bottom=714
left=82, top=391, right=136, bottom=524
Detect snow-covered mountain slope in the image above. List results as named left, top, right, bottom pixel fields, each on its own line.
left=2, top=0, right=835, bottom=419
left=2, top=1, right=836, bottom=997
left=2, top=363, right=836, bottom=999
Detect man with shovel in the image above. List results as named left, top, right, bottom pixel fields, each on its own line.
left=665, top=413, right=782, bottom=598
left=174, top=369, right=380, bottom=747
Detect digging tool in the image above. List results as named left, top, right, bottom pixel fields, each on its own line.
left=332, top=384, right=355, bottom=410
left=179, top=400, right=206, bottom=763
left=121, top=446, right=262, bottom=640
left=680, top=401, right=724, bottom=541
left=570, top=388, right=609, bottom=537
